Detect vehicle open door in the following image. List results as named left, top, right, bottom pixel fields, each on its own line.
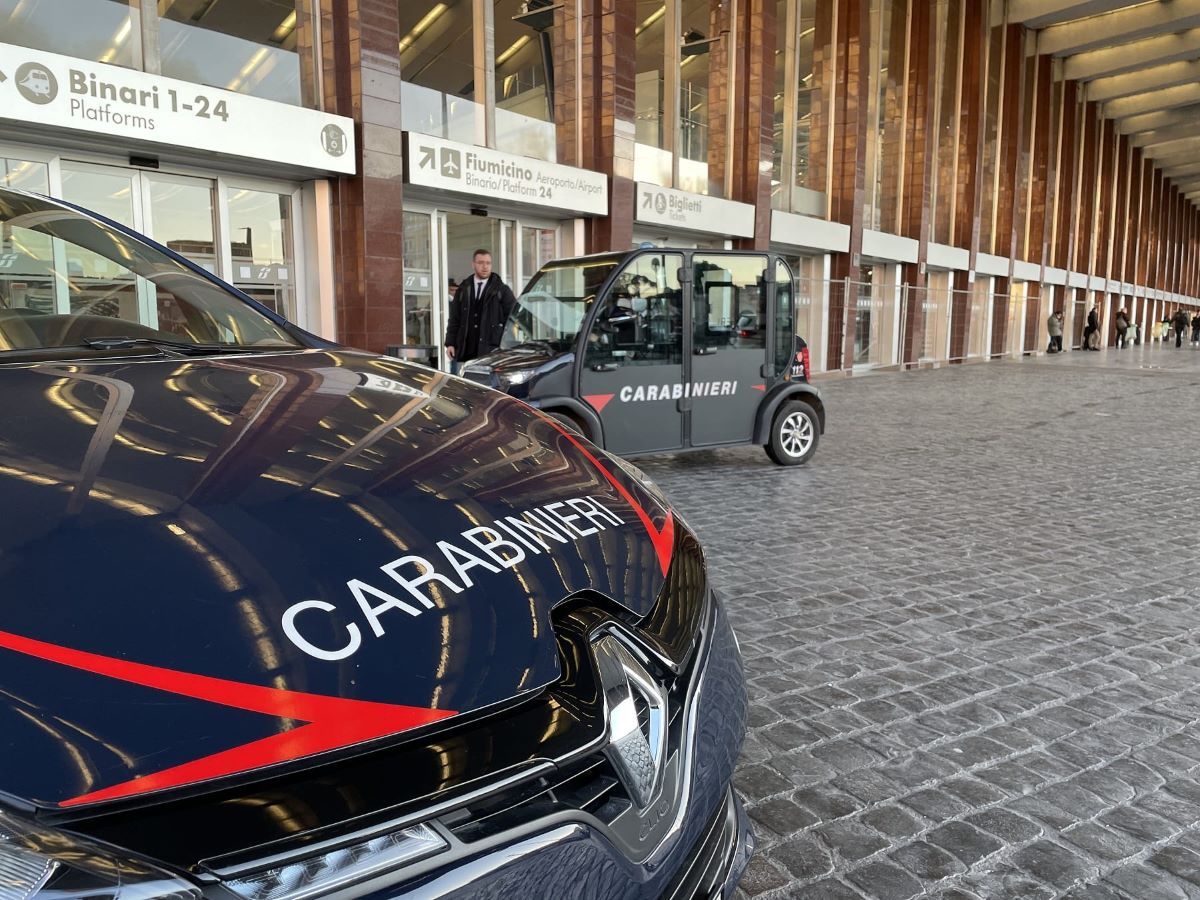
left=687, top=253, right=771, bottom=447
left=577, top=251, right=685, bottom=455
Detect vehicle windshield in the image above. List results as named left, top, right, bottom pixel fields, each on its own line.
left=0, top=189, right=301, bottom=358
left=501, top=258, right=621, bottom=352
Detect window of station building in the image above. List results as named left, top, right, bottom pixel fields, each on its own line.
left=399, top=0, right=480, bottom=146
left=771, top=0, right=817, bottom=213
left=494, top=0, right=556, bottom=162
left=865, top=0, right=902, bottom=233
left=227, top=187, right=296, bottom=320
left=158, top=0, right=310, bottom=107
left=0, top=159, right=54, bottom=319
left=678, top=0, right=712, bottom=196
left=1, top=0, right=142, bottom=69
left=634, top=0, right=670, bottom=187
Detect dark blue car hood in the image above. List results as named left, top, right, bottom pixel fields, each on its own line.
left=0, top=350, right=672, bottom=809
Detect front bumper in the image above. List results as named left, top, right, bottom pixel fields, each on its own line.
left=381, top=595, right=752, bottom=899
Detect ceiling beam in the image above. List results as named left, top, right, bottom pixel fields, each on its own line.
left=1143, top=135, right=1200, bottom=160
left=1104, top=82, right=1200, bottom=119
left=1162, top=160, right=1200, bottom=179
left=1148, top=146, right=1200, bottom=170
left=1063, top=28, right=1200, bottom=81
left=1117, top=104, right=1200, bottom=136
left=1087, top=59, right=1200, bottom=102
left=1131, top=121, right=1200, bottom=149
left=1010, top=0, right=1145, bottom=28
left=1038, top=0, right=1200, bottom=57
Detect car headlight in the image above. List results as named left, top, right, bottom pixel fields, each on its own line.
left=0, top=811, right=199, bottom=899
left=496, top=367, right=535, bottom=388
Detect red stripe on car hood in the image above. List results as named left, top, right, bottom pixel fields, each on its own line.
left=0, top=629, right=455, bottom=807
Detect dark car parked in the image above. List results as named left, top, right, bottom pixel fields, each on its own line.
left=0, top=187, right=752, bottom=898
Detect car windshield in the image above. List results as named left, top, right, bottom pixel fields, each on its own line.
left=0, top=189, right=301, bottom=359
left=501, top=258, right=620, bottom=352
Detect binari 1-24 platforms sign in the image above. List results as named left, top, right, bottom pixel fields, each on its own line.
left=0, top=42, right=356, bottom=174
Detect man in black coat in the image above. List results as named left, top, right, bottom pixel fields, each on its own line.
left=445, top=249, right=517, bottom=370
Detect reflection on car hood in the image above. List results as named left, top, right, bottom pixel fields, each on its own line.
left=0, top=350, right=671, bottom=809
left=473, top=345, right=560, bottom=371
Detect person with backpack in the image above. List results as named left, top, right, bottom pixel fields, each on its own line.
left=1115, top=308, right=1129, bottom=349
left=1173, top=308, right=1189, bottom=348
left=1046, top=309, right=1063, bottom=353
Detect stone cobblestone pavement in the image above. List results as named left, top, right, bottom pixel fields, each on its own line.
left=636, top=344, right=1200, bottom=899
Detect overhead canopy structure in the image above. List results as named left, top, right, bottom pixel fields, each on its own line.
left=1011, top=0, right=1200, bottom=206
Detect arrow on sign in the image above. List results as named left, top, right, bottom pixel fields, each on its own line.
left=419, top=147, right=435, bottom=170
left=0, top=71, right=7, bottom=83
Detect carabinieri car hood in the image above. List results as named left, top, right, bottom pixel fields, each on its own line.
left=0, top=350, right=673, bottom=810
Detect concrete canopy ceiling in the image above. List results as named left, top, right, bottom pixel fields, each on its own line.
left=1010, top=0, right=1200, bottom=208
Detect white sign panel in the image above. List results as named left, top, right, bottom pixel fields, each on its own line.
left=405, top=133, right=607, bottom=216
left=635, top=182, right=756, bottom=237
left=0, top=42, right=356, bottom=174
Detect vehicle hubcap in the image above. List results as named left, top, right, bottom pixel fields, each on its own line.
left=780, top=411, right=813, bottom=458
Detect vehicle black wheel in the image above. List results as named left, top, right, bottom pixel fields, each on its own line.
left=545, top=410, right=586, bottom=439
left=765, top=400, right=819, bottom=466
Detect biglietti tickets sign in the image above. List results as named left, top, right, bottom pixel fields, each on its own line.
left=405, top=133, right=608, bottom=216
left=0, top=42, right=356, bottom=174
left=635, top=182, right=756, bottom=237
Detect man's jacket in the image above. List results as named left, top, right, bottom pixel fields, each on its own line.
left=445, top=273, right=517, bottom=360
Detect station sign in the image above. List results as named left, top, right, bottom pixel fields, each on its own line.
left=0, top=42, right=356, bottom=174
left=634, top=182, right=755, bottom=237
left=405, top=133, right=608, bottom=216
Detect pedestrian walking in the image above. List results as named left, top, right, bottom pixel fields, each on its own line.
left=1173, top=308, right=1189, bottom=348
left=1129, top=320, right=1139, bottom=346
left=1084, top=303, right=1101, bottom=350
left=1115, top=307, right=1129, bottom=349
left=1046, top=309, right=1063, bottom=353
left=445, top=249, right=517, bottom=373
left=1192, top=311, right=1200, bottom=348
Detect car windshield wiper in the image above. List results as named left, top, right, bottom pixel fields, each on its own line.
left=79, top=336, right=276, bottom=356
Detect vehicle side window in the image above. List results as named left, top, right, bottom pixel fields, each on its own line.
left=775, top=260, right=794, bottom=372
left=584, top=253, right=683, bottom=368
left=693, top=255, right=768, bottom=352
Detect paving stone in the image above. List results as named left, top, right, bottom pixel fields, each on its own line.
left=814, top=820, right=890, bottom=863
left=926, top=821, right=1004, bottom=866
left=889, top=840, right=965, bottom=881
left=1100, top=805, right=1182, bottom=843
left=1009, top=840, right=1097, bottom=891
left=773, top=835, right=834, bottom=881
left=1148, top=845, right=1200, bottom=886
left=792, top=785, right=862, bottom=822
left=844, top=861, right=924, bottom=900
left=797, top=879, right=867, bottom=900
left=737, top=856, right=792, bottom=897
left=748, top=796, right=818, bottom=836
left=1105, top=864, right=1193, bottom=900
left=964, top=809, right=1044, bottom=843
left=1062, top=821, right=1147, bottom=861
left=900, top=788, right=968, bottom=823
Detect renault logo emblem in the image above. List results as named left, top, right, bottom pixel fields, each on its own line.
left=592, top=633, right=667, bottom=811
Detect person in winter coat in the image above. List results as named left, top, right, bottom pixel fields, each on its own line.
left=1115, top=308, right=1129, bottom=349
left=1083, top=303, right=1100, bottom=350
left=444, top=248, right=517, bottom=371
left=1172, top=308, right=1190, bottom=348
left=1191, top=311, right=1200, bottom=348
left=1046, top=310, right=1063, bottom=353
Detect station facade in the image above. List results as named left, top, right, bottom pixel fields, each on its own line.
left=2, top=0, right=1199, bottom=373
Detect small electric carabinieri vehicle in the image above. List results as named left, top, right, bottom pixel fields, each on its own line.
left=0, top=186, right=752, bottom=899
left=462, top=248, right=825, bottom=465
